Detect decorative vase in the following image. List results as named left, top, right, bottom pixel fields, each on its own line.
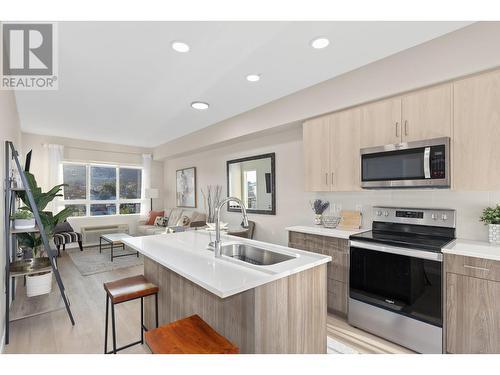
left=488, top=224, right=500, bottom=244
left=314, top=214, right=323, bottom=225
left=26, top=270, right=53, bottom=297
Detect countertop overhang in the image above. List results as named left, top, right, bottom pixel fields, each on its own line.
left=122, top=231, right=331, bottom=299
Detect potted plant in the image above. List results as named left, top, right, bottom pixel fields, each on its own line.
left=310, top=199, right=330, bottom=225
left=12, top=209, right=35, bottom=230
left=16, top=172, right=73, bottom=297
left=480, top=204, right=500, bottom=245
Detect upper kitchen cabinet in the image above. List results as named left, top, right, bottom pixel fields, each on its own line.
left=401, top=83, right=452, bottom=142
left=360, top=97, right=402, bottom=148
left=303, top=107, right=361, bottom=192
left=453, top=69, right=500, bottom=190
left=303, top=115, right=331, bottom=191
left=330, top=108, right=361, bottom=191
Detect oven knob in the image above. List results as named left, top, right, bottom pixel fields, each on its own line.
left=376, top=210, right=382, bottom=216
left=441, top=214, right=448, bottom=221
left=431, top=213, right=438, bottom=220
left=383, top=211, right=389, bottom=217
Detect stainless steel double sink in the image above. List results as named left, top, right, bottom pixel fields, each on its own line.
left=209, top=243, right=296, bottom=266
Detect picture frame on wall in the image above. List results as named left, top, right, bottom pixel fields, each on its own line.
left=176, top=167, right=197, bottom=208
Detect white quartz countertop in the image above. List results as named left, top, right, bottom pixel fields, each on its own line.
left=122, top=231, right=331, bottom=299
left=442, top=239, right=500, bottom=261
left=285, top=225, right=368, bottom=240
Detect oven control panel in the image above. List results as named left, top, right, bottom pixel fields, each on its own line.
left=374, top=207, right=456, bottom=228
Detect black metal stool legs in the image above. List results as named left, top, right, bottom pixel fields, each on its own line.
left=111, top=301, right=117, bottom=353
left=104, top=295, right=109, bottom=354
left=140, top=297, right=144, bottom=344
left=104, top=292, right=158, bottom=354
left=155, top=293, right=159, bottom=328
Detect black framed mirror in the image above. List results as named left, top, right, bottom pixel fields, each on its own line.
left=226, top=153, right=276, bottom=215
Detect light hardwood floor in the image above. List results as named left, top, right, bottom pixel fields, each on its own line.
left=5, top=251, right=148, bottom=354
left=327, top=314, right=414, bottom=354
left=5, top=251, right=412, bottom=354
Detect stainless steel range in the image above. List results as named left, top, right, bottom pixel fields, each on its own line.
left=348, top=206, right=456, bottom=354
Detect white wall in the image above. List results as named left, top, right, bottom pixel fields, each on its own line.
left=21, top=133, right=164, bottom=235
left=164, top=126, right=495, bottom=246
left=0, top=90, right=22, bottom=351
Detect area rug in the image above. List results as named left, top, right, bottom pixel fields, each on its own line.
left=67, top=245, right=143, bottom=276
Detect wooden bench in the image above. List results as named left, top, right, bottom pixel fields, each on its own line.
left=145, top=314, right=239, bottom=354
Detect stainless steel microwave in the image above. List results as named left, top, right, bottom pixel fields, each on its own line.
left=360, top=137, right=450, bottom=188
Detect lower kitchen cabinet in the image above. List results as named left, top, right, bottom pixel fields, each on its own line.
left=289, top=231, right=349, bottom=316
left=445, top=253, right=500, bottom=354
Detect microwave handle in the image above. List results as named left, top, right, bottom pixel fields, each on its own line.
left=424, top=147, right=431, bottom=179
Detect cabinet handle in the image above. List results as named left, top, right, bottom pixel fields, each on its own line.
left=463, top=264, right=489, bottom=272
left=331, top=172, right=334, bottom=187
left=395, top=122, right=399, bottom=137
left=404, top=120, right=408, bottom=136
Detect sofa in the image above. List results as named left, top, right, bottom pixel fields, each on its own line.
left=137, top=207, right=206, bottom=236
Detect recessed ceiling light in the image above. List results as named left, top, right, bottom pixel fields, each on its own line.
left=310, top=37, right=330, bottom=49
left=172, top=41, right=190, bottom=53
left=191, top=101, right=209, bottom=110
left=246, top=74, right=261, bottom=82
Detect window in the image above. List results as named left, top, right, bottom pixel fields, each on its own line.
left=90, top=166, right=116, bottom=200
left=62, top=163, right=143, bottom=217
left=119, top=168, right=142, bottom=199
left=63, top=164, right=86, bottom=200
left=65, top=204, right=87, bottom=217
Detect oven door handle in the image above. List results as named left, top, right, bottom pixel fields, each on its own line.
left=350, top=240, right=443, bottom=262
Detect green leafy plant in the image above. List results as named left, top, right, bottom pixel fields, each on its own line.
left=12, top=210, right=34, bottom=220
left=480, top=204, right=500, bottom=225
left=17, top=172, right=74, bottom=257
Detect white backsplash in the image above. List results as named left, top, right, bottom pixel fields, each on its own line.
left=311, top=190, right=495, bottom=242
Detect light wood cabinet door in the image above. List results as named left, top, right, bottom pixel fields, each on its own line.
left=330, top=108, right=361, bottom=191
left=446, top=273, right=500, bottom=354
left=401, top=83, right=452, bottom=142
left=453, top=70, right=500, bottom=190
left=303, top=116, right=331, bottom=191
left=360, top=97, right=401, bottom=148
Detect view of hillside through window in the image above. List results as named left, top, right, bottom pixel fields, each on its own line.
left=62, top=163, right=142, bottom=216
left=63, top=164, right=86, bottom=200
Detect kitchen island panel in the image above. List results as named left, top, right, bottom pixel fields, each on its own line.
left=144, top=256, right=327, bottom=353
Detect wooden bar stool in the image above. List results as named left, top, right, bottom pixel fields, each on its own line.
left=103, top=275, right=159, bottom=354
left=145, top=314, right=239, bottom=354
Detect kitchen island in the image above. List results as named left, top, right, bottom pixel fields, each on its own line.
left=123, top=231, right=331, bottom=353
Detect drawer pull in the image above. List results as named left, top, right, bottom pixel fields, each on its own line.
left=463, top=264, right=490, bottom=272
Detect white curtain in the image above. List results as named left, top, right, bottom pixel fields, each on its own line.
left=44, top=144, right=64, bottom=213
left=141, top=153, right=152, bottom=215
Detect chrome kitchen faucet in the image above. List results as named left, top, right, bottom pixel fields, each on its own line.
left=210, top=197, right=249, bottom=258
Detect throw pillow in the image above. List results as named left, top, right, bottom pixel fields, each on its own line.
left=153, top=216, right=164, bottom=227
left=176, top=215, right=191, bottom=227
left=54, top=221, right=74, bottom=234
left=146, top=210, right=164, bottom=226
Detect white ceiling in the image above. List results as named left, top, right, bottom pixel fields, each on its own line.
left=15, top=21, right=472, bottom=147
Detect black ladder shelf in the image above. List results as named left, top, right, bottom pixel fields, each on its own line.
left=4, top=141, right=75, bottom=345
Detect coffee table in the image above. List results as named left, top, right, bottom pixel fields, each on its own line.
left=99, top=233, right=138, bottom=262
